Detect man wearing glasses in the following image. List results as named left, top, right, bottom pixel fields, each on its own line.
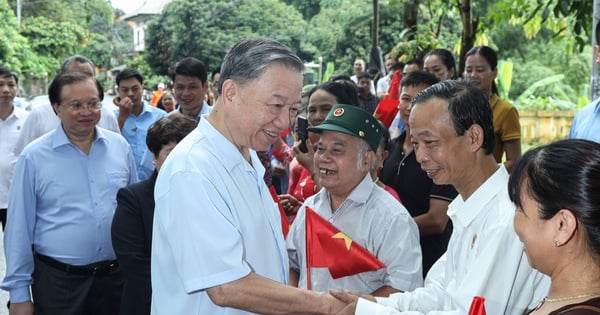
left=1, top=72, right=138, bottom=314
left=114, top=68, right=166, bottom=180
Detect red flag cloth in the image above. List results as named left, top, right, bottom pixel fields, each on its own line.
left=305, top=206, right=385, bottom=279
left=468, top=296, right=487, bottom=315
left=373, top=70, right=402, bottom=128
left=268, top=186, right=290, bottom=238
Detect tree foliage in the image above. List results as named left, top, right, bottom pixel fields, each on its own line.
left=488, top=0, right=592, bottom=53
left=0, top=0, right=49, bottom=76
left=145, top=0, right=308, bottom=75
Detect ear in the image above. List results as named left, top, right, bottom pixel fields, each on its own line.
left=382, top=150, right=389, bottom=162
left=52, top=103, right=60, bottom=116
left=594, top=45, right=600, bottom=64
left=466, top=124, right=485, bottom=152
left=553, top=209, right=578, bottom=246
left=221, top=79, right=237, bottom=104
left=364, top=150, right=377, bottom=171
left=492, top=67, right=498, bottom=79
left=202, top=80, right=209, bottom=91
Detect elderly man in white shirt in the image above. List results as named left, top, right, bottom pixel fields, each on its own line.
left=287, top=104, right=422, bottom=296
left=332, top=80, right=550, bottom=315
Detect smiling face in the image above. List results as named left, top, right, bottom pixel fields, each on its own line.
left=399, top=84, right=430, bottom=125
left=409, top=97, right=471, bottom=188
left=314, top=130, right=371, bottom=198
left=161, top=92, right=176, bottom=112
left=53, top=78, right=101, bottom=140
left=223, top=63, right=302, bottom=153
left=308, top=89, right=337, bottom=127
left=424, top=55, right=454, bottom=81
left=513, top=180, right=556, bottom=274
left=173, top=74, right=208, bottom=116
left=464, top=54, right=497, bottom=96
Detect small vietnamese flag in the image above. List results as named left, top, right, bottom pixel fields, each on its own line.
left=268, top=186, right=290, bottom=238
left=373, top=70, right=402, bottom=128
left=468, top=296, right=487, bottom=315
left=305, top=206, right=385, bottom=283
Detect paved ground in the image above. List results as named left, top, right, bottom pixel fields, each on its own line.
left=0, top=232, right=10, bottom=315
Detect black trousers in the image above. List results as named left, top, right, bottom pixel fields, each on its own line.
left=0, top=208, right=6, bottom=231
left=32, top=254, right=123, bottom=315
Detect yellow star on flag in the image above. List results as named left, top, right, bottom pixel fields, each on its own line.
left=332, top=232, right=352, bottom=250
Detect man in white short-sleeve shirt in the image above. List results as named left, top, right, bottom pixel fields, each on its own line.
left=151, top=38, right=347, bottom=315
left=332, top=80, right=550, bottom=315
left=286, top=104, right=422, bottom=296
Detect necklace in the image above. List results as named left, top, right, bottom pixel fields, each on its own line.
left=534, top=292, right=600, bottom=310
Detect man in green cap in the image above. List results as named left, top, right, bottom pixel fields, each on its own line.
left=286, top=104, right=422, bottom=296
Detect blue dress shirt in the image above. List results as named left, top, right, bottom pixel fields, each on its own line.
left=1, top=125, right=138, bottom=303
left=569, top=99, right=600, bottom=143
left=115, top=102, right=166, bottom=180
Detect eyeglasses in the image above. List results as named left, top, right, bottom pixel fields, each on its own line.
left=63, top=101, right=102, bottom=112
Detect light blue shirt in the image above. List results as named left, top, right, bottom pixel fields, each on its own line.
left=171, top=101, right=212, bottom=122
left=1, top=125, right=138, bottom=303
left=569, top=99, right=600, bottom=143
left=115, top=102, right=166, bottom=180
left=140, top=101, right=213, bottom=171
left=151, top=117, right=288, bottom=315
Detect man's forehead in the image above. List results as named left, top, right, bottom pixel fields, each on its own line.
left=119, top=77, right=142, bottom=86
left=0, top=75, right=16, bottom=83
left=174, top=75, right=202, bottom=85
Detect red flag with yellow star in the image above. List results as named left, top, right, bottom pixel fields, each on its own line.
left=305, top=206, right=385, bottom=282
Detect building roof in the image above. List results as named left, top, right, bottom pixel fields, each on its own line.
left=123, top=0, right=171, bottom=20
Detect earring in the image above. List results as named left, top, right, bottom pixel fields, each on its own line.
left=554, top=239, right=560, bottom=247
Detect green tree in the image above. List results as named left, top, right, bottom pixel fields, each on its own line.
left=145, top=0, right=308, bottom=75
left=19, top=16, right=88, bottom=71
left=0, top=0, right=48, bottom=76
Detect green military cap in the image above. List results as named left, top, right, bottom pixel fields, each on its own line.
left=308, top=104, right=383, bottom=152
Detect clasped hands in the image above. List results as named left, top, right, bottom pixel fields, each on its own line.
left=327, top=289, right=376, bottom=315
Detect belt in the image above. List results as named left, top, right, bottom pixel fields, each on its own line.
left=35, top=253, right=118, bottom=276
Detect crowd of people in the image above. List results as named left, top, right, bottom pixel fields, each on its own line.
left=0, top=25, right=599, bottom=315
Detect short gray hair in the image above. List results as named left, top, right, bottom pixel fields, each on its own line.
left=356, top=138, right=376, bottom=171
left=60, top=55, right=95, bottom=75
left=217, top=38, right=304, bottom=95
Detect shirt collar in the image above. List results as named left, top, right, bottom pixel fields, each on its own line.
left=448, top=164, right=508, bottom=226
left=594, top=98, right=600, bottom=113
left=177, top=101, right=212, bottom=121
left=198, top=117, right=263, bottom=178
left=51, top=124, right=108, bottom=149
left=323, top=173, right=373, bottom=213
left=2, top=105, right=27, bottom=121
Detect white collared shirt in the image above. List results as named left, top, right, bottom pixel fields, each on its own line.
left=287, top=174, right=422, bottom=293
left=356, top=166, right=550, bottom=315
left=0, top=106, right=28, bottom=208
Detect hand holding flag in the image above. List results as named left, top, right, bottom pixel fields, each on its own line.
left=304, top=206, right=385, bottom=289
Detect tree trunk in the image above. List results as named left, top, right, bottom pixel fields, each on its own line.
left=592, top=0, right=600, bottom=100
left=370, top=0, right=385, bottom=77
left=403, top=0, right=418, bottom=40
left=457, top=0, right=476, bottom=76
